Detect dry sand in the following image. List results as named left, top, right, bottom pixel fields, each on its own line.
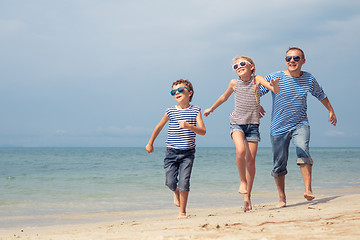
left=1, top=189, right=359, bottom=240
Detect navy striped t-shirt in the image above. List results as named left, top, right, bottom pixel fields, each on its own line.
left=165, top=105, right=200, bottom=149
left=260, top=71, right=327, bottom=136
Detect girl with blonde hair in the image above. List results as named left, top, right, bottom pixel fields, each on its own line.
left=204, top=56, right=279, bottom=212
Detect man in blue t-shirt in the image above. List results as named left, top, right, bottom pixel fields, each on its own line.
left=260, top=47, right=337, bottom=207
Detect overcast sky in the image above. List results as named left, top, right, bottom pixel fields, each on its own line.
left=1, top=0, right=359, bottom=147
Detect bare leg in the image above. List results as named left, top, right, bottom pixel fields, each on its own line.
left=274, top=175, right=286, bottom=207
left=177, top=191, right=189, bottom=219
left=173, top=188, right=180, bottom=207
left=232, top=131, right=247, bottom=194
left=300, top=164, right=315, bottom=201
left=243, top=141, right=258, bottom=212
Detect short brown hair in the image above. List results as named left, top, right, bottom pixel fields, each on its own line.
left=286, top=47, right=305, bottom=59
left=172, top=79, right=194, bottom=102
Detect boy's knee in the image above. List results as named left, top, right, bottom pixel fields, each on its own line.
left=165, top=181, right=177, bottom=192
left=165, top=174, right=178, bottom=191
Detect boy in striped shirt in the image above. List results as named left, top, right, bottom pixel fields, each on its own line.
left=260, top=47, right=337, bottom=208
left=146, top=79, right=206, bottom=219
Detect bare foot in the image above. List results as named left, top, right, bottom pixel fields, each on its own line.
left=174, top=191, right=180, bottom=207
left=238, top=181, right=248, bottom=194
left=304, top=192, right=315, bottom=201
left=177, top=213, right=187, bottom=219
left=277, top=197, right=286, bottom=208
left=244, top=195, right=252, bottom=212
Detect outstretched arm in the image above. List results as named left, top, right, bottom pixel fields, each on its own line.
left=146, top=113, right=169, bottom=153
left=204, top=79, right=235, bottom=116
left=255, top=75, right=280, bottom=94
left=320, top=97, right=337, bottom=126
left=178, top=110, right=206, bottom=135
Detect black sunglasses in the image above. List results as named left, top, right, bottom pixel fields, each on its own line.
left=285, top=56, right=301, bottom=62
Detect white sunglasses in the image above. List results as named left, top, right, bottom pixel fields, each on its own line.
left=232, top=60, right=251, bottom=70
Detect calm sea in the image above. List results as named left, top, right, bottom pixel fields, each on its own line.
left=1, top=147, right=359, bottom=227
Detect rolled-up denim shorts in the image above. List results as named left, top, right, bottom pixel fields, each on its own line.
left=270, top=125, right=313, bottom=178
left=230, top=124, right=261, bottom=142
left=164, top=148, right=195, bottom=192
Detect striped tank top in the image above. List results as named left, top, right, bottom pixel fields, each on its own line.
left=230, top=78, right=260, bottom=125
left=165, top=105, right=200, bottom=150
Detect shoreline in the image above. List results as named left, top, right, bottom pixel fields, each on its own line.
left=1, top=186, right=359, bottom=239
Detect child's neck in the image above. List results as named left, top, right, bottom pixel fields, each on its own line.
left=177, top=102, right=190, bottom=109
left=239, top=75, right=252, bottom=81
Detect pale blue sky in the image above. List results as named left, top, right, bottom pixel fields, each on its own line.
left=0, top=0, right=359, bottom=147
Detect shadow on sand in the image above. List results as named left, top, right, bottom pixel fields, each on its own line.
left=269, top=195, right=341, bottom=210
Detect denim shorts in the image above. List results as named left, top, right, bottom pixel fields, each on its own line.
left=164, top=148, right=195, bottom=192
left=270, top=125, right=313, bottom=178
left=230, top=124, right=261, bottom=142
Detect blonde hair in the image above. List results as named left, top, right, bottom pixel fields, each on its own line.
left=233, top=56, right=260, bottom=105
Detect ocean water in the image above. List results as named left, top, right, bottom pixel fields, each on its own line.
left=1, top=147, right=359, bottom=227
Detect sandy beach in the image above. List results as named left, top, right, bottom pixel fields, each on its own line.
left=1, top=187, right=359, bottom=240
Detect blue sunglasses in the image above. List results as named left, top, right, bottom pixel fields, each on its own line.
left=170, top=87, right=191, bottom=96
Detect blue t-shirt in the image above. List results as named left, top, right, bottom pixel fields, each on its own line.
left=165, top=105, right=200, bottom=149
left=260, top=71, right=327, bottom=135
